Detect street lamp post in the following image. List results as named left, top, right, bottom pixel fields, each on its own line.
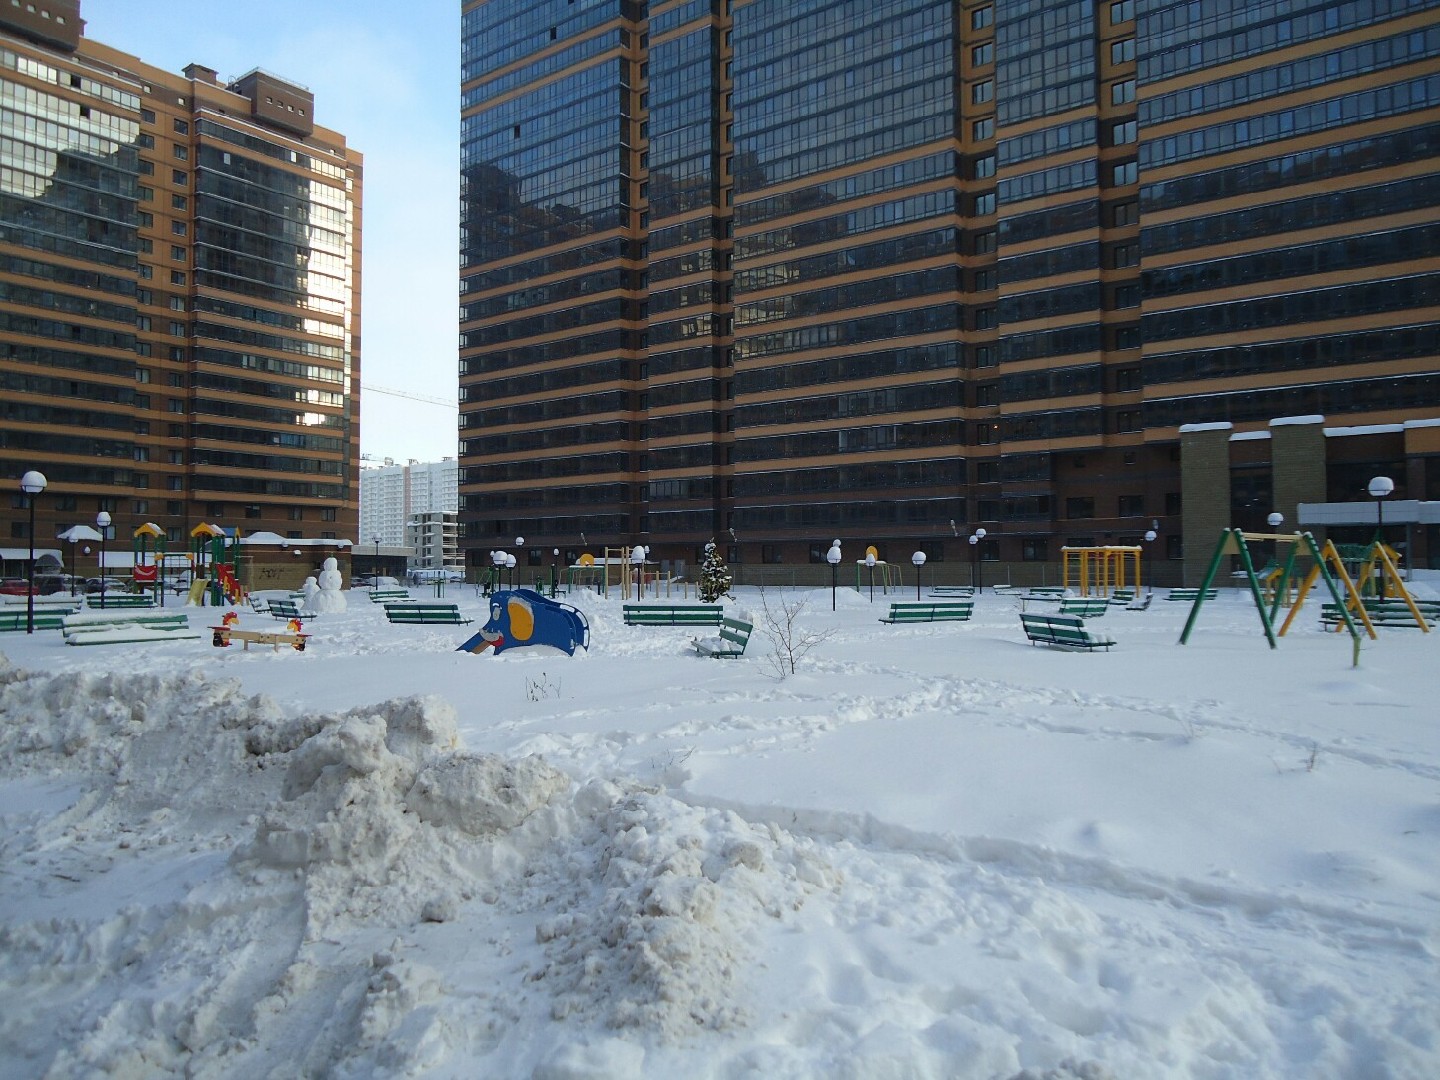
left=969, top=528, right=987, bottom=590
left=96, top=510, right=112, bottom=608
left=515, top=537, right=525, bottom=590
left=911, top=550, right=926, bottom=600
left=20, top=471, right=46, bottom=634
left=826, top=540, right=841, bottom=611
left=372, top=534, right=381, bottom=580
left=630, top=544, right=645, bottom=598
left=865, top=552, right=876, bottom=602
left=1368, top=475, right=1394, bottom=541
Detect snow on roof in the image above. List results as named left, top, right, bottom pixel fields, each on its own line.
left=1177, top=422, right=1233, bottom=432
left=237, top=533, right=353, bottom=548
left=1323, top=424, right=1405, bottom=437
left=1268, top=414, right=1325, bottom=426
left=1229, top=430, right=1272, bottom=441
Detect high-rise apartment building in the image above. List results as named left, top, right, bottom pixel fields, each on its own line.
left=359, top=456, right=459, bottom=548
left=459, top=0, right=1440, bottom=578
left=2, top=1, right=362, bottom=559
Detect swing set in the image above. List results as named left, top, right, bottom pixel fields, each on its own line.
left=1179, top=528, right=1429, bottom=667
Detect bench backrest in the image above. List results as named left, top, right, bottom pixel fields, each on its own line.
left=1021, top=612, right=1091, bottom=642
left=719, top=617, right=752, bottom=644
left=887, top=602, right=972, bottom=616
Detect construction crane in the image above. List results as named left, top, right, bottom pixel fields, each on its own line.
left=364, top=384, right=457, bottom=409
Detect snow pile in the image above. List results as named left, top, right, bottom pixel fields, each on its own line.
left=0, top=663, right=833, bottom=1076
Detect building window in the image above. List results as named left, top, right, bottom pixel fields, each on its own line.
left=1114, top=366, right=1142, bottom=392
left=170, top=244, right=185, bottom=260
left=1111, top=79, right=1136, bottom=105
left=974, top=307, right=997, bottom=329
left=173, top=118, right=189, bottom=134
left=1109, top=241, right=1139, bottom=268
left=244, top=504, right=262, bottom=519
left=1115, top=409, right=1141, bottom=432
left=172, top=169, right=187, bottom=185
left=321, top=508, right=337, bottom=521
left=972, top=5, right=993, bottom=29
left=972, top=80, right=994, bottom=105
left=1067, top=497, right=1095, bottom=519
left=1112, top=160, right=1138, bottom=186
left=761, top=544, right=783, bottom=564
left=171, top=220, right=187, bottom=235
left=972, top=42, right=993, bottom=66
left=1111, top=200, right=1139, bottom=227
left=171, top=193, right=187, bottom=210
left=972, top=117, right=993, bottom=141
left=1111, top=38, right=1135, bottom=64
left=172, top=144, right=188, bottom=160
left=1110, top=119, right=1137, bottom=145
left=1118, top=494, right=1145, bottom=516
left=171, top=270, right=186, bottom=285
left=1022, top=539, right=1048, bottom=562
left=973, top=192, right=996, bottom=215
left=1110, top=0, right=1135, bottom=23
left=975, top=422, right=998, bottom=445
left=973, top=154, right=996, bottom=179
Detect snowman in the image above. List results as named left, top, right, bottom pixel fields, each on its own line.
left=309, top=556, right=348, bottom=613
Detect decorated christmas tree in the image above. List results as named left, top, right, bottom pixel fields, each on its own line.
left=698, top=540, right=732, bottom=603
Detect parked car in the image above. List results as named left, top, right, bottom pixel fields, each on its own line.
left=0, top=578, right=36, bottom=596
left=34, top=573, right=77, bottom=595
left=84, top=576, right=134, bottom=595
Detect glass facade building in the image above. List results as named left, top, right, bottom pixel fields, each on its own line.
left=1, top=4, right=361, bottom=554
left=461, top=0, right=1440, bottom=577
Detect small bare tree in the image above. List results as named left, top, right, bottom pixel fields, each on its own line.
left=756, top=586, right=834, bottom=678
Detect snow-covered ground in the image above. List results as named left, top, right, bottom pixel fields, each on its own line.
left=1, top=579, right=1436, bottom=1079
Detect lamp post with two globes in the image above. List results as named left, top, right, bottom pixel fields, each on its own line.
left=969, top=528, right=987, bottom=590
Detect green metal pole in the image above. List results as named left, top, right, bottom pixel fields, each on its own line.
left=1232, top=530, right=1278, bottom=649
left=1179, top=529, right=1236, bottom=645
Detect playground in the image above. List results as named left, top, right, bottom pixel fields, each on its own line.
left=1, top=562, right=1437, bottom=1078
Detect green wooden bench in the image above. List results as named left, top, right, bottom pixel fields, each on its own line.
left=1109, top=589, right=1137, bottom=605
left=0, top=608, right=68, bottom=631
left=369, top=589, right=411, bottom=603
left=928, top=585, right=975, bottom=598
left=1058, top=597, right=1110, bottom=618
left=880, top=601, right=974, bottom=623
left=384, top=603, right=472, bottom=625
left=623, top=604, right=723, bottom=627
left=267, top=598, right=317, bottom=621
left=1167, top=588, right=1218, bottom=601
left=63, top=612, right=199, bottom=645
left=62, top=611, right=190, bottom=637
left=1020, top=612, right=1116, bottom=651
left=694, top=617, right=754, bottom=658
left=1321, top=601, right=1436, bottom=628
left=86, top=593, right=154, bottom=609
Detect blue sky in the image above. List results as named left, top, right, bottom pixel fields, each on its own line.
left=84, top=0, right=462, bottom=464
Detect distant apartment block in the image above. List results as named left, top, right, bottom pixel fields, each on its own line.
left=359, top=457, right=459, bottom=548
